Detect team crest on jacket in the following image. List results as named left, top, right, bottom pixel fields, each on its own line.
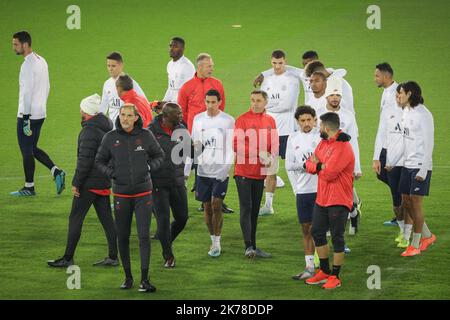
left=113, top=140, right=120, bottom=147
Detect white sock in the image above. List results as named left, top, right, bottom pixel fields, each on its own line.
left=349, top=208, right=358, bottom=218
left=214, top=235, right=221, bottom=247
left=421, top=222, right=432, bottom=238
left=404, top=224, right=413, bottom=241
left=25, top=182, right=34, bottom=188
left=305, top=255, right=315, bottom=271
left=50, top=166, right=59, bottom=176
left=265, top=192, right=274, bottom=208
left=210, top=235, right=215, bottom=245
left=397, top=220, right=405, bottom=233
left=412, top=233, right=421, bottom=249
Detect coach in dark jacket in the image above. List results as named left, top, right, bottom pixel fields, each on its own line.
left=48, top=94, right=118, bottom=268
left=148, top=103, right=189, bottom=268
left=95, top=103, right=164, bottom=293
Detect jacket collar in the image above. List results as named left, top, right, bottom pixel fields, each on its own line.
left=120, top=89, right=138, bottom=101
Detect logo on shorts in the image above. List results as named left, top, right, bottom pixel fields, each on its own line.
left=414, top=187, right=420, bottom=192
left=221, top=192, right=226, bottom=196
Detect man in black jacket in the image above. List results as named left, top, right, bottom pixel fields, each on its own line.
left=148, top=103, right=189, bottom=268
left=96, top=103, right=164, bottom=293
left=48, top=94, right=118, bottom=268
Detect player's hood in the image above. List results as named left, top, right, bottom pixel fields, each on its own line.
left=83, top=113, right=113, bottom=133
left=336, top=131, right=351, bottom=142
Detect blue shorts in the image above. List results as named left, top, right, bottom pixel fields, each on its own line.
left=279, top=135, right=289, bottom=159
left=195, top=176, right=229, bottom=202
left=296, top=193, right=317, bottom=224
left=399, top=168, right=432, bottom=196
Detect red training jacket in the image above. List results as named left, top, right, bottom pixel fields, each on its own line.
left=120, top=89, right=153, bottom=128
left=233, top=109, right=279, bottom=180
left=305, top=130, right=355, bottom=211
left=177, top=72, right=225, bottom=132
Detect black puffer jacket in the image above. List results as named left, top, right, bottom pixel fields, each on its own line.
left=95, top=115, right=165, bottom=195
left=72, top=113, right=113, bottom=190
left=148, top=115, right=190, bottom=187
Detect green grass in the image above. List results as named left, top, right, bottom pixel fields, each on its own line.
left=0, top=0, right=449, bottom=299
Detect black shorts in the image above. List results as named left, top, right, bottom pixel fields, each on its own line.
left=399, top=167, right=432, bottom=196
left=296, top=193, right=317, bottom=224
left=195, top=176, right=229, bottom=202
left=376, top=148, right=389, bottom=184
left=279, top=135, right=289, bottom=159
left=386, top=166, right=403, bottom=207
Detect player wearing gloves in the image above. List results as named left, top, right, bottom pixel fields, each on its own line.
left=11, top=31, right=65, bottom=197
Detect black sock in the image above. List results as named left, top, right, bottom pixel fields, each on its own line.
left=64, top=254, right=73, bottom=261
left=53, top=168, right=62, bottom=178
left=319, top=258, right=330, bottom=274
left=332, top=265, right=341, bottom=278
left=124, top=268, right=133, bottom=279
left=24, top=186, right=34, bottom=191
left=109, top=254, right=118, bottom=260
left=141, top=268, right=149, bottom=282
left=245, top=241, right=253, bottom=250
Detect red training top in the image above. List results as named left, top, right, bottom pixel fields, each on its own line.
left=305, top=130, right=355, bottom=211
left=120, top=89, right=153, bottom=128
left=177, top=72, right=225, bottom=132
left=233, top=109, right=279, bottom=180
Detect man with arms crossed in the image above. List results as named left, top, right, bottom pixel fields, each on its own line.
left=304, top=112, right=355, bottom=289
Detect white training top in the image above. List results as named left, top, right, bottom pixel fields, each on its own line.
left=99, top=77, right=147, bottom=127
left=285, top=127, right=321, bottom=194
left=262, top=66, right=352, bottom=113
left=385, top=105, right=406, bottom=167
left=402, top=104, right=434, bottom=179
left=316, top=105, right=361, bottom=175
left=163, top=56, right=196, bottom=103
left=373, top=81, right=398, bottom=160
left=260, top=71, right=300, bottom=136
left=189, top=111, right=235, bottom=181
left=306, top=94, right=327, bottom=111
left=18, top=52, right=50, bottom=120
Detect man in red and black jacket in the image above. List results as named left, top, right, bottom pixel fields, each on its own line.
left=148, top=103, right=190, bottom=268
left=48, top=94, right=118, bottom=268
left=304, top=112, right=355, bottom=290
left=233, top=90, right=279, bottom=259
left=95, top=104, right=164, bottom=293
